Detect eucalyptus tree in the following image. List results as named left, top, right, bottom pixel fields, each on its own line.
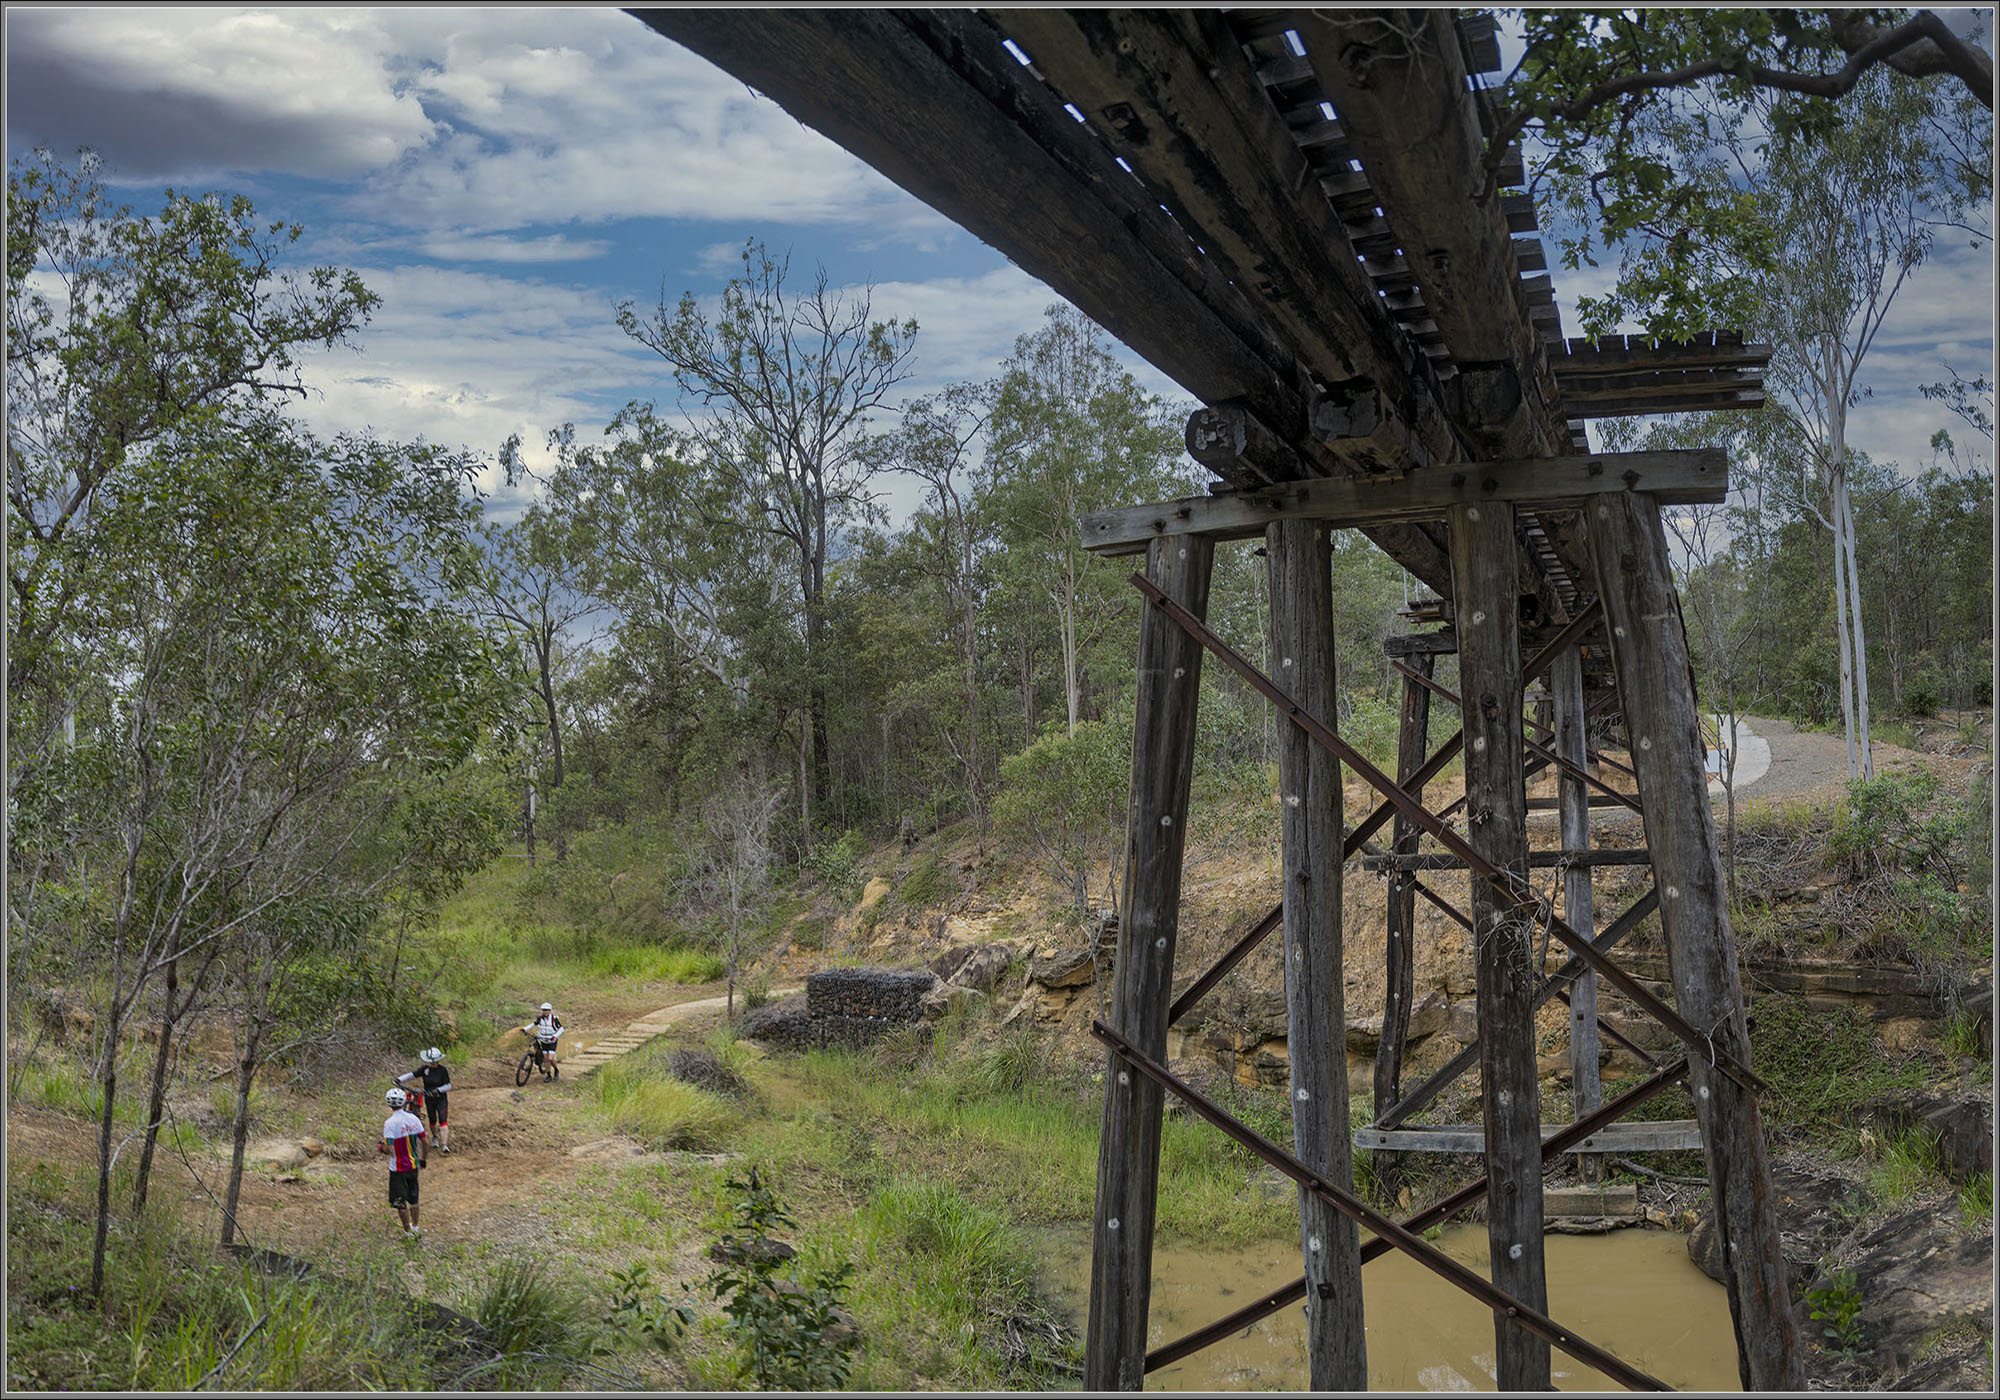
left=616, top=241, right=918, bottom=838
left=5, top=149, right=376, bottom=715
left=880, top=381, right=996, bottom=816
left=985, top=305, right=1193, bottom=738
left=1513, top=13, right=1991, bottom=781
left=13, top=412, right=505, bottom=1289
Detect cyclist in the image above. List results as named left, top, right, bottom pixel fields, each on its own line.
left=379, top=1086, right=427, bottom=1238
left=394, top=1047, right=453, bottom=1154
left=523, top=1002, right=563, bottom=1079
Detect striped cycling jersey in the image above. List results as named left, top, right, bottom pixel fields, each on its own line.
left=383, top=1109, right=426, bottom=1170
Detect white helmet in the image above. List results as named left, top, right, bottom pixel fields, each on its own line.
left=420, top=1047, right=443, bottom=1064
left=539, top=1003, right=553, bottom=1012
left=386, top=1087, right=407, bottom=1108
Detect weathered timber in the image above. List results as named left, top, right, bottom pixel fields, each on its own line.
left=1354, top=1121, right=1705, bottom=1154
left=990, top=9, right=1459, bottom=477
left=1565, top=388, right=1768, bottom=418
left=1389, top=658, right=1645, bottom=815
left=1185, top=402, right=1306, bottom=488
left=1525, top=793, right=1632, bottom=809
left=1299, top=10, right=1565, bottom=459
left=1554, top=645, right=1604, bottom=1183
left=1131, top=573, right=1766, bottom=1095
left=628, top=11, right=1303, bottom=487
left=1078, top=449, right=1727, bottom=554
left=1552, top=336, right=1773, bottom=373
left=1375, top=647, right=1434, bottom=1201
left=1448, top=500, right=1548, bottom=1390
left=1152, top=1057, right=1691, bottom=1377
left=1085, top=536, right=1214, bottom=1392
left=1376, top=889, right=1663, bottom=1132
left=1095, top=1020, right=1672, bottom=1392
left=1359, top=848, right=1652, bottom=872
left=1265, top=520, right=1365, bottom=1387
left=1588, top=491, right=1804, bottom=1390
left=1383, top=628, right=1458, bottom=657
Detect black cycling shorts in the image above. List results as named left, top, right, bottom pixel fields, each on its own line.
left=425, top=1092, right=448, bottom=1127
left=389, top=1169, right=420, bottom=1208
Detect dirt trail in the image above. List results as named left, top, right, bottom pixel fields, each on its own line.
left=9, top=989, right=801, bottom=1261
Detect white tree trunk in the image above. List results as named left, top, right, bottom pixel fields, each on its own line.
left=1836, top=471, right=1875, bottom=779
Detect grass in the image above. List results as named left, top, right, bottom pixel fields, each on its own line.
left=590, top=1051, right=736, bottom=1151
left=1868, top=1128, right=1950, bottom=1204
left=1748, top=993, right=1937, bottom=1141
left=1957, top=1171, right=1992, bottom=1230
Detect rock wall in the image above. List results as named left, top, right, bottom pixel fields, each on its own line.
left=738, top=968, right=937, bottom=1050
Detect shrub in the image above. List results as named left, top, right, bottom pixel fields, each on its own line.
left=604, top=1261, right=695, bottom=1353
left=1904, top=672, right=1943, bottom=718
left=467, top=1258, right=601, bottom=1386
left=896, top=853, right=951, bottom=913
left=705, top=1167, right=859, bottom=1391
left=802, top=830, right=868, bottom=899
left=1749, top=994, right=1930, bottom=1137
left=1806, top=1266, right=1865, bottom=1352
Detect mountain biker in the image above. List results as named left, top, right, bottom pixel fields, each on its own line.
left=524, top=1002, right=563, bottom=1079
left=394, top=1047, right=453, bottom=1154
left=379, top=1087, right=427, bottom=1238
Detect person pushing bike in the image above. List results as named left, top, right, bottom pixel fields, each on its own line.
left=520, top=1002, right=563, bottom=1081
left=394, top=1047, right=453, bottom=1154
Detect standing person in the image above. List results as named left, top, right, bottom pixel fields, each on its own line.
left=379, top=1087, right=427, bottom=1237
left=395, top=1047, right=454, bottom=1154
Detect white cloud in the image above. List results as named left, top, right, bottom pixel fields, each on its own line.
left=414, top=230, right=610, bottom=263
left=5, top=7, right=436, bottom=180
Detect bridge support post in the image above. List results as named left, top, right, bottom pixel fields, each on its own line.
left=1266, top=519, right=1366, bottom=1388
left=1553, top=643, right=1605, bottom=1183
left=1589, top=491, right=1804, bottom=1390
left=1448, top=501, right=1550, bottom=1391
left=1084, top=535, right=1214, bottom=1391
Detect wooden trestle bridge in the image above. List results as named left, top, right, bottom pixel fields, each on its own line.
left=633, top=8, right=1801, bottom=1392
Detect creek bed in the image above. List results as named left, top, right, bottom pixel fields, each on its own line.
left=1039, top=1223, right=1741, bottom=1391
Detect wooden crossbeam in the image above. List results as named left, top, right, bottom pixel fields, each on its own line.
left=1080, top=449, right=1726, bottom=554
left=1354, top=1120, right=1704, bottom=1154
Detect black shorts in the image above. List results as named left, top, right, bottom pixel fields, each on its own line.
left=425, top=1092, right=448, bottom=1127
left=389, top=1169, right=420, bottom=1208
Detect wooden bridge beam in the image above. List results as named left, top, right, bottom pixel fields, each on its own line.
left=1553, top=644, right=1606, bottom=1183
left=1448, top=500, right=1550, bottom=1391
left=1588, top=492, right=1805, bottom=1390
left=1265, top=519, right=1366, bottom=1387
left=1084, top=535, right=1214, bottom=1391
left=1373, top=646, right=1434, bottom=1202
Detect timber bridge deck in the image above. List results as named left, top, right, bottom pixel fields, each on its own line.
left=631, top=8, right=1798, bottom=1392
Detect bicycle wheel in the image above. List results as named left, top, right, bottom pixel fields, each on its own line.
left=515, top=1051, right=536, bottom=1087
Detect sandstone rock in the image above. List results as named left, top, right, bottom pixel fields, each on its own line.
left=299, top=1138, right=325, bottom=1159
left=248, top=1140, right=310, bottom=1171
left=1687, top=1211, right=1726, bottom=1283
left=1448, top=999, right=1479, bottom=1045
left=947, top=944, right=1013, bottom=993
left=1028, top=945, right=1099, bottom=990
left=858, top=877, right=892, bottom=911
left=1845, top=1208, right=1994, bottom=1382
left=1865, top=1093, right=1993, bottom=1182
left=920, top=982, right=983, bottom=1021
left=1344, top=991, right=1449, bottom=1053
left=930, top=942, right=977, bottom=981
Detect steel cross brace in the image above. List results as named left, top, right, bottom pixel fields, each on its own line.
left=1141, top=1055, right=1692, bottom=1375
left=1165, top=602, right=1606, bottom=1033
left=1132, top=570, right=1765, bottom=1096
left=1093, top=1018, right=1675, bottom=1391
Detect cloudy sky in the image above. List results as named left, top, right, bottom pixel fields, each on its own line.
left=7, top=6, right=1992, bottom=526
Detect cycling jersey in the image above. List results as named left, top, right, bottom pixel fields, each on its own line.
left=397, top=1063, right=453, bottom=1095
left=532, top=1014, right=562, bottom=1044
left=382, top=1109, right=426, bottom=1171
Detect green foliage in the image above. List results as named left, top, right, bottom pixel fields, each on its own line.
left=1870, top=1129, right=1948, bottom=1204
left=591, top=1057, right=735, bottom=1151
left=1749, top=993, right=1931, bottom=1137
left=803, top=828, right=869, bottom=899
left=1806, top=1265, right=1866, bottom=1352
left=604, top=1261, right=696, bottom=1353
left=1960, top=1171, right=1993, bottom=1230
left=468, top=1257, right=602, bottom=1387
left=991, top=717, right=1130, bottom=915
left=896, top=852, right=951, bottom=912
left=704, top=1167, right=860, bottom=1391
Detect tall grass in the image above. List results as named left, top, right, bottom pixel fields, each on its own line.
left=591, top=1056, right=734, bottom=1151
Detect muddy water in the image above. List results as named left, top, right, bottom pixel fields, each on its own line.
left=1041, top=1225, right=1742, bottom=1392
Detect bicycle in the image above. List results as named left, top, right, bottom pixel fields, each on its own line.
left=515, top=1024, right=564, bottom=1086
